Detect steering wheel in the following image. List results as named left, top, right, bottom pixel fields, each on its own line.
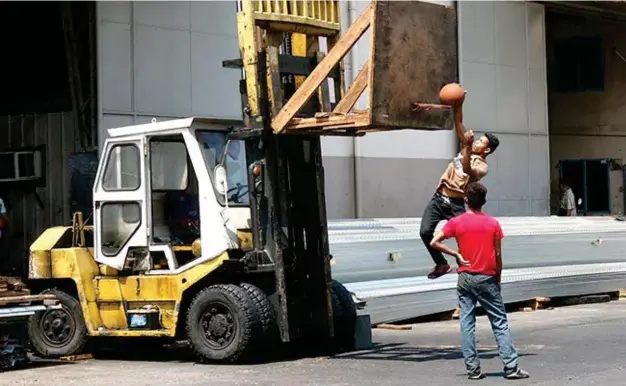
left=227, top=183, right=249, bottom=204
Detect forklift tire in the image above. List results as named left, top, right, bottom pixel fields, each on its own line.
left=186, top=284, right=261, bottom=363
left=331, top=280, right=357, bottom=351
left=27, top=289, right=88, bottom=358
left=240, top=283, right=279, bottom=347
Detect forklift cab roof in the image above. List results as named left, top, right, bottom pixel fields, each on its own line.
left=106, top=117, right=244, bottom=139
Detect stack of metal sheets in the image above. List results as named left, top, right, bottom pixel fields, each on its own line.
left=328, top=216, right=626, bottom=324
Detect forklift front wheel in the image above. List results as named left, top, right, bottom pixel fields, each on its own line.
left=331, top=280, right=357, bottom=351
left=27, top=289, right=88, bottom=358
left=186, top=284, right=261, bottom=363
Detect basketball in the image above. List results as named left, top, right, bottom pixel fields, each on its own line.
left=439, top=83, right=466, bottom=106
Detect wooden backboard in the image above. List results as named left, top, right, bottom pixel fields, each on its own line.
left=369, top=0, right=458, bottom=130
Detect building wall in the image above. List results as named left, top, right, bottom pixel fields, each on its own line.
left=97, top=1, right=242, bottom=147
left=346, top=0, right=457, bottom=219
left=96, top=0, right=551, bottom=220
left=96, top=1, right=357, bottom=219
left=0, top=113, right=79, bottom=266
left=458, top=1, right=550, bottom=216
left=546, top=14, right=626, bottom=215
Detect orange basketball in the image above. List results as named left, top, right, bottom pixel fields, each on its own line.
left=439, top=83, right=466, bottom=106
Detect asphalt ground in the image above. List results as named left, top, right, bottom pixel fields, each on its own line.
left=4, top=300, right=626, bottom=385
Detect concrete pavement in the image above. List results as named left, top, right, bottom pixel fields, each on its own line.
left=4, top=300, right=626, bottom=385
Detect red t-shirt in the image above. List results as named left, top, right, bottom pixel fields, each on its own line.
left=441, top=212, right=503, bottom=276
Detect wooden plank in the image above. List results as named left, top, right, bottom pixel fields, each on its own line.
left=0, top=294, right=57, bottom=306
left=285, top=112, right=369, bottom=130
left=333, top=59, right=370, bottom=114
left=271, top=3, right=374, bottom=134
left=266, top=33, right=285, bottom=117
left=375, top=323, right=413, bottom=331
left=369, top=0, right=457, bottom=130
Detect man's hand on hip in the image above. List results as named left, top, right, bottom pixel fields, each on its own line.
left=455, top=252, right=471, bottom=267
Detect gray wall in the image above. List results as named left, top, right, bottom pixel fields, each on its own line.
left=458, top=1, right=550, bottom=216
left=96, top=0, right=551, bottom=220
left=97, top=1, right=242, bottom=148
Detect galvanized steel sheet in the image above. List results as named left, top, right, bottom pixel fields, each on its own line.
left=328, top=216, right=626, bottom=324
left=329, top=216, right=626, bottom=283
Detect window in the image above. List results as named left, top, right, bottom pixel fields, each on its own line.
left=100, top=202, right=141, bottom=256
left=150, top=140, right=189, bottom=191
left=553, top=36, right=604, bottom=92
left=102, top=144, right=141, bottom=191
left=195, top=131, right=249, bottom=205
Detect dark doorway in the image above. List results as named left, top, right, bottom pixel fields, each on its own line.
left=558, top=158, right=610, bottom=215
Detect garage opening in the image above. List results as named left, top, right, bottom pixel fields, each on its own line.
left=545, top=3, right=626, bottom=216
left=558, top=158, right=611, bottom=215
left=0, top=2, right=97, bottom=275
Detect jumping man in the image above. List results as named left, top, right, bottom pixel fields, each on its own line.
left=420, top=98, right=499, bottom=279
left=430, top=182, right=530, bottom=380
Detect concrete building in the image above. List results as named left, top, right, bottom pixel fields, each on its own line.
left=0, top=1, right=624, bottom=262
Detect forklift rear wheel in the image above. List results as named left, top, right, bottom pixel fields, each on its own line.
left=331, top=280, right=357, bottom=351
left=186, top=284, right=261, bottom=363
left=27, top=289, right=87, bottom=358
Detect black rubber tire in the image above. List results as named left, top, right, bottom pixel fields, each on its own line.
left=332, top=280, right=357, bottom=320
left=186, top=284, right=261, bottom=363
left=240, top=282, right=279, bottom=349
left=27, top=289, right=88, bottom=358
left=331, top=280, right=357, bottom=351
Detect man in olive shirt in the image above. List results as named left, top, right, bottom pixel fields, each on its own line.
left=558, top=178, right=577, bottom=216
left=419, top=101, right=500, bottom=279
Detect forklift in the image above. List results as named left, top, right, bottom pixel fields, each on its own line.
left=25, top=0, right=456, bottom=363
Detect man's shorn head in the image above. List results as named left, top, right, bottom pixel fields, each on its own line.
left=472, top=133, right=499, bottom=157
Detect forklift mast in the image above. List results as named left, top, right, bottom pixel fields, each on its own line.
left=225, top=0, right=457, bottom=344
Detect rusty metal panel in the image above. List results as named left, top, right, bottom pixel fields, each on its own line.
left=0, top=113, right=78, bottom=269
left=369, top=0, right=457, bottom=130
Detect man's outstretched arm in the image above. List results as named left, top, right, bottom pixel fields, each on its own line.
left=454, top=104, right=466, bottom=143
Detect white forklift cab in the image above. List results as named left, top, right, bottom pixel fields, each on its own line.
left=94, top=117, right=252, bottom=274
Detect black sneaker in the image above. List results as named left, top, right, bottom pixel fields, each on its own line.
left=468, top=370, right=486, bottom=380
left=505, top=368, right=530, bottom=379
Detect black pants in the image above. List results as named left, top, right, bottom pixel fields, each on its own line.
left=420, top=191, right=466, bottom=266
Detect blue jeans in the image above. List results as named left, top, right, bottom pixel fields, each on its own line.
left=457, top=272, right=519, bottom=374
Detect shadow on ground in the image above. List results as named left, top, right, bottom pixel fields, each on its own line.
left=82, top=339, right=319, bottom=366
left=6, top=357, right=75, bottom=373
left=334, top=342, right=536, bottom=364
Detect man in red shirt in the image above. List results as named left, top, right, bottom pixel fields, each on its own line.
left=430, top=182, right=529, bottom=380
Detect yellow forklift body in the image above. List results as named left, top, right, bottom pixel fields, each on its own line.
left=29, top=227, right=229, bottom=337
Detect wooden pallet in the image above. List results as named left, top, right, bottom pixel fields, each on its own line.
left=515, top=297, right=551, bottom=312
left=0, top=277, right=30, bottom=297
left=0, top=277, right=59, bottom=307
left=0, top=294, right=58, bottom=307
